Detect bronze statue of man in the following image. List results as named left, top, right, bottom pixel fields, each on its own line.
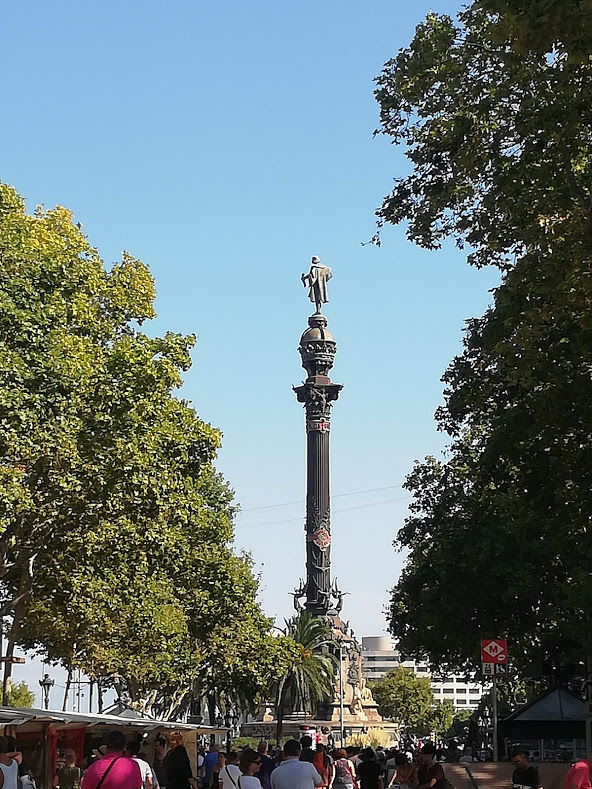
left=301, top=255, right=332, bottom=313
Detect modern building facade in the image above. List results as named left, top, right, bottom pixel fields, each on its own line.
left=361, top=636, right=486, bottom=710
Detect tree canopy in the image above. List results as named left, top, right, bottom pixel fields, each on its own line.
left=370, top=667, right=453, bottom=735
left=373, top=3, right=592, bottom=271
left=375, top=0, right=592, bottom=680
left=6, top=680, right=35, bottom=708
left=0, top=183, right=290, bottom=713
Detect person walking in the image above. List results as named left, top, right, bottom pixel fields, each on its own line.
left=202, top=747, right=220, bottom=789
left=153, top=739, right=168, bottom=789
left=417, top=745, right=444, bottom=789
left=357, top=749, right=383, bottom=789
left=270, top=741, right=321, bottom=789
left=238, top=751, right=262, bottom=789
left=57, top=749, right=82, bottom=789
left=164, top=734, right=195, bottom=789
left=126, top=744, right=153, bottom=789
left=332, top=750, right=357, bottom=789
left=81, top=731, right=142, bottom=789
left=564, top=756, right=592, bottom=789
left=210, top=753, right=225, bottom=789
left=300, top=738, right=315, bottom=765
left=254, top=744, right=275, bottom=789
left=387, top=753, right=417, bottom=789
left=510, top=749, right=542, bottom=789
left=219, top=753, right=240, bottom=789
left=458, top=747, right=477, bottom=765
left=312, top=744, right=333, bottom=789
left=0, top=737, right=21, bottom=789
left=137, top=756, right=159, bottom=789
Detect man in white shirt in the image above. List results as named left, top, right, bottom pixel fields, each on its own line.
left=270, top=741, right=320, bottom=789
left=219, top=752, right=240, bottom=789
left=127, top=743, right=153, bottom=789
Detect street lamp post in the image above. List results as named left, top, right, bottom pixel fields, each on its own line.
left=338, top=642, right=344, bottom=747
left=39, top=674, right=54, bottom=710
left=215, top=715, right=223, bottom=747
left=224, top=712, right=232, bottom=753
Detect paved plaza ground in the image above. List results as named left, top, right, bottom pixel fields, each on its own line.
left=445, top=762, right=568, bottom=789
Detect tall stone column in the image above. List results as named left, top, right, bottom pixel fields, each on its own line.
left=293, top=312, right=342, bottom=616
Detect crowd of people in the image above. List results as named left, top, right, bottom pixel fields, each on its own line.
left=8, top=729, right=592, bottom=789
left=194, top=738, right=449, bottom=789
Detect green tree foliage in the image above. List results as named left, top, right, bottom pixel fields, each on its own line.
left=446, top=709, right=473, bottom=742
left=477, top=0, right=592, bottom=58
left=7, top=680, right=35, bottom=708
left=273, top=613, right=337, bottom=743
left=429, top=699, right=455, bottom=737
left=375, top=1, right=592, bottom=678
left=369, top=667, right=435, bottom=733
left=0, top=183, right=289, bottom=713
left=373, top=5, right=592, bottom=271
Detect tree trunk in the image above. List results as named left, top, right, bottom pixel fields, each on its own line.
left=276, top=702, right=284, bottom=747
left=62, top=667, right=72, bottom=711
left=207, top=693, right=217, bottom=746
left=2, top=565, right=30, bottom=705
left=276, top=684, right=287, bottom=747
left=98, top=679, right=104, bottom=714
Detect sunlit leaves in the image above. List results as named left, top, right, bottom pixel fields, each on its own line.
left=0, top=183, right=277, bottom=713
left=379, top=2, right=592, bottom=680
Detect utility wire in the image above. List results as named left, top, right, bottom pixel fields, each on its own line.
left=240, top=484, right=403, bottom=513
left=237, top=494, right=412, bottom=529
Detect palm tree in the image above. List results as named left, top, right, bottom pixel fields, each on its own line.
left=273, top=611, right=337, bottom=744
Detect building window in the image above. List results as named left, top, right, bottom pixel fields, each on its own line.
left=456, top=699, right=467, bottom=704
left=456, top=688, right=467, bottom=693
left=469, top=689, right=480, bottom=694
left=443, top=689, right=454, bottom=694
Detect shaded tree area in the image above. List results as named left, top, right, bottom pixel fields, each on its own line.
left=374, top=0, right=592, bottom=681
left=0, top=183, right=295, bottom=713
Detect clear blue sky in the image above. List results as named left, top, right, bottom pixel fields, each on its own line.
left=1, top=1, right=499, bottom=708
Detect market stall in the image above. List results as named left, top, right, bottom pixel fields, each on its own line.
left=0, top=706, right=226, bottom=789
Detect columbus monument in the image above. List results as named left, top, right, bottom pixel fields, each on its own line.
left=242, top=259, right=392, bottom=740
left=291, top=257, right=384, bottom=734
left=292, top=256, right=344, bottom=617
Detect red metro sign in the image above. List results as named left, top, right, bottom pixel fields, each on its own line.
left=481, top=638, right=507, bottom=664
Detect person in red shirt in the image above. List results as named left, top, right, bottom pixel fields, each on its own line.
left=565, top=759, right=592, bottom=789
left=81, top=731, right=142, bottom=789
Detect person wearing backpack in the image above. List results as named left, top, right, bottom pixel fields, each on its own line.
left=219, top=753, right=240, bottom=789
left=332, top=750, right=357, bottom=789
